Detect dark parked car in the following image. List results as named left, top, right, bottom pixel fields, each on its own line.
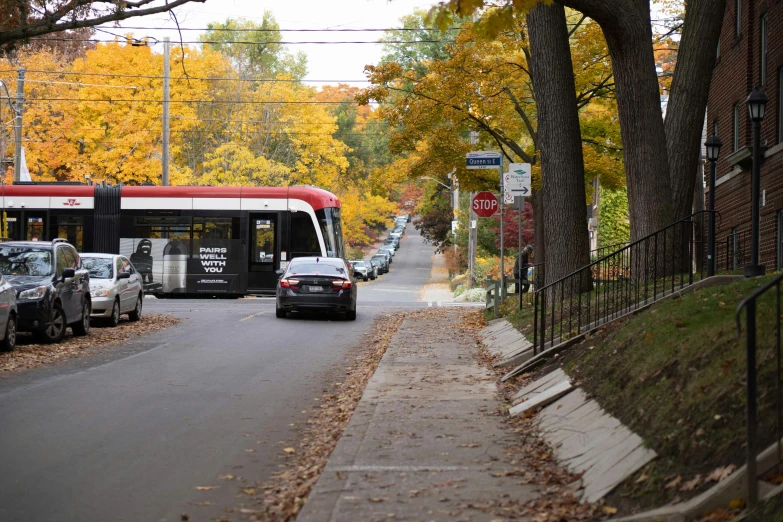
left=276, top=257, right=357, bottom=320
left=367, top=258, right=381, bottom=279
left=349, top=260, right=370, bottom=281
left=371, top=254, right=389, bottom=274
left=384, top=237, right=400, bottom=249
left=0, top=239, right=91, bottom=343
left=376, top=249, right=393, bottom=265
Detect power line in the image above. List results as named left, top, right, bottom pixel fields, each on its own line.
left=23, top=97, right=373, bottom=104
left=0, top=69, right=370, bottom=82
left=96, top=26, right=463, bottom=32
left=30, top=38, right=455, bottom=45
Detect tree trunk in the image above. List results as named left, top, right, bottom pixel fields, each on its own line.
left=565, top=0, right=674, bottom=241
left=527, top=1, right=591, bottom=290
left=532, top=190, right=546, bottom=284
left=665, top=0, right=727, bottom=221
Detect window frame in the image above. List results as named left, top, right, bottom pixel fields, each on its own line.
left=760, top=13, right=768, bottom=85
left=733, top=102, right=740, bottom=151
left=779, top=67, right=783, bottom=144
left=736, top=0, right=742, bottom=37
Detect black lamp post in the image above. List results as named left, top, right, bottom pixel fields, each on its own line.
left=744, top=87, right=768, bottom=278
left=705, top=134, right=722, bottom=277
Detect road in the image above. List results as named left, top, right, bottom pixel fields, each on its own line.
left=0, top=225, right=461, bottom=522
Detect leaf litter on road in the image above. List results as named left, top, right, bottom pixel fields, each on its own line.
left=0, top=314, right=179, bottom=375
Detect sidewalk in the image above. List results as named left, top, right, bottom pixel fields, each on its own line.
left=296, top=308, right=540, bottom=522
left=419, top=253, right=455, bottom=303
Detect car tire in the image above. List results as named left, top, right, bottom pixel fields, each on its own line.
left=275, top=306, right=286, bottom=319
left=129, top=294, right=142, bottom=322
left=364, top=275, right=369, bottom=281
left=72, top=300, right=91, bottom=337
left=345, top=309, right=357, bottom=321
left=1, top=314, right=17, bottom=352
left=35, top=303, right=67, bottom=344
left=107, top=298, right=120, bottom=327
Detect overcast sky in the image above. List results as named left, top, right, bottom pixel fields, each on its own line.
left=100, top=0, right=439, bottom=87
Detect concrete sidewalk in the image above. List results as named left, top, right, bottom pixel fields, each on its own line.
left=296, top=309, right=539, bottom=522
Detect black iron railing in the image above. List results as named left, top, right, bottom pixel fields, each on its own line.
left=591, top=242, right=629, bottom=261
left=533, top=211, right=719, bottom=355
left=717, top=229, right=752, bottom=272
left=736, top=274, right=783, bottom=510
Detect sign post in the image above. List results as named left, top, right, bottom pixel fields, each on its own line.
left=467, top=151, right=505, bottom=292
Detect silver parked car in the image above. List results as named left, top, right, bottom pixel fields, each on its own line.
left=0, top=273, right=18, bottom=352
left=80, top=254, right=143, bottom=326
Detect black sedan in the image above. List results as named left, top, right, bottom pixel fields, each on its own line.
left=275, top=257, right=357, bottom=320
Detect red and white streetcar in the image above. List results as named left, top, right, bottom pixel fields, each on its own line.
left=0, top=183, right=345, bottom=296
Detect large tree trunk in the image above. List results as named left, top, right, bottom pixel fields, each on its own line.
left=665, top=0, right=727, bottom=221
left=565, top=0, right=674, bottom=241
left=527, top=1, right=591, bottom=289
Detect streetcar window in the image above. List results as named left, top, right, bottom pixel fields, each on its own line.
left=134, top=216, right=190, bottom=241
left=57, top=215, right=84, bottom=251
left=316, top=208, right=344, bottom=258
left=290, top=213, right=321, bottom=257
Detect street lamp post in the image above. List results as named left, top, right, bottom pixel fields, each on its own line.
left=705, top=134, right=722, bottom=277
left=744, top=87, right=768, bottom=278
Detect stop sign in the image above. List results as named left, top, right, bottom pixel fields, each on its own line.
left=472, top=191, right=499, bottom=218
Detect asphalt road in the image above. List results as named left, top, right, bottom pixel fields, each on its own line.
left=0, top=224, right=461, bottom=522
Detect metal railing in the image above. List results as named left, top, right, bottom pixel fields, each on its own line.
left=717, top=229, right=752, bottom=272
left=591, top=242, right=629, bottom=261
left=736, top=273, right=783, bottom=510
left=533, top=211, right=719, bottom=355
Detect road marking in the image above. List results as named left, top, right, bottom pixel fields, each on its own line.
left=239, top=311, right=265, bottom=322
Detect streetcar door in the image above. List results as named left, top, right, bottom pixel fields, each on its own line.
left=247, top=213, right=278, bottom=291
left=1, top=211, right=21, bottom=240
left=25, top=213, right=47, bottom=241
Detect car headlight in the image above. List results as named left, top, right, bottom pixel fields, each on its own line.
left=18, top=285, right=47, bottom=301
left=91, top=288, right=112, bottom=297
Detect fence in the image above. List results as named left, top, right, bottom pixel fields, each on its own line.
left=736, top=273, right=783, bottom=510
left=716, top=229, right=752, bottom=272
left=533, top=210, right=719, bottom=355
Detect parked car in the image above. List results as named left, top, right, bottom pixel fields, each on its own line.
left=348, top=260, right=370, bottom=281
left=367, top=258, right=381, bottom=279
left=0, top=274, right=18, bottom=352
left=377, top=249, right=393, bottom=265
left=371, top=254, right=390, bottom=274
left=385, top=237, right=400, bottom=249
left=275, top=257, right=357, bottom=320
left=0, top=239, right=91, bottom=343
left=81, top=254, right=144, bottom=326
left=379, top=245, right=395, bottom=257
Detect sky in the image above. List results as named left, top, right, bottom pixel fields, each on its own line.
left=98, top=0, right=440, bottom=87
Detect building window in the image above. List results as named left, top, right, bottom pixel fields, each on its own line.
left=736, top=0, right=742, bottom=37
left=779, top=68, right=783, bottom=144
left=733, top=102, right=740, bottom=151
left=760, top=13, right=768, bottom=85
left=778, top=211, right=783, bottom=270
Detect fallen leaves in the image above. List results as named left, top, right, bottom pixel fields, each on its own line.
left=282, top=447, right=296, bottom=454
left=0, top=314, right=179, bottom=374
left=707, top=464, right=736, bottom=483
left=195, top=486, right=218, bottom=491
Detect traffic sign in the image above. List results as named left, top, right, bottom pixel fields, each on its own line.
left=466, top=151, right=502, bottom=170
left=472, top=191, right=499, bottom=218
left=504, top=163, right=531, bottom=196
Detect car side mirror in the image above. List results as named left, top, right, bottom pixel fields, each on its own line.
left=62, top=268, right=75, bottom=280
left=118, top=272, right=131, bottom=280
left=275, top=269, right=284, bottom=276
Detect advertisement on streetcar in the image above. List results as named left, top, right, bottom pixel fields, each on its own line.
left=120, top=238, right=244, bottom=294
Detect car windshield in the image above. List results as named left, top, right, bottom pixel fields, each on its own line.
left=353, top=261, right=366, bottom=267
left=289, top=263, right=346, bottom=276
left=0, top=246, right=53, bottom=276
left=372, top=255, right=385, bottom=261
left=82, top=257, right=113, bottom=279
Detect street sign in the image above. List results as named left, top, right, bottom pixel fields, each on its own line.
left=451, top=220, right=458, bottom=235
left=466, top=151, right=502, bottom=170
left=504, top=163, right=531, bottom=196
left=472, top=191, right=499, bottom=218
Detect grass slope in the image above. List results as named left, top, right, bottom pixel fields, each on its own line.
left=540, top=275, right=783, bottom=511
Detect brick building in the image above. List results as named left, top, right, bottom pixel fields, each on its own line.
left=708, top=0, right=783, bottom=271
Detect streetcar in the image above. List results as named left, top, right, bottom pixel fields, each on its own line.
left=0, top=183, right=344, bottom=296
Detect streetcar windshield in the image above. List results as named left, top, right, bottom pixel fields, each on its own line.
left=316, top=208, right=344, bottom=258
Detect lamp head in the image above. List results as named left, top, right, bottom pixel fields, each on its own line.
left=747, top=87, right=768, bottom=122
left=705, top=134, right=723, bottom=161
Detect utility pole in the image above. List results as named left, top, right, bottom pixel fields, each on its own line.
left=13, top=68, right=25, bottom=183
left=162, top=37, right=170, bottom=186
left=468, top=192, right=477, bottom=289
